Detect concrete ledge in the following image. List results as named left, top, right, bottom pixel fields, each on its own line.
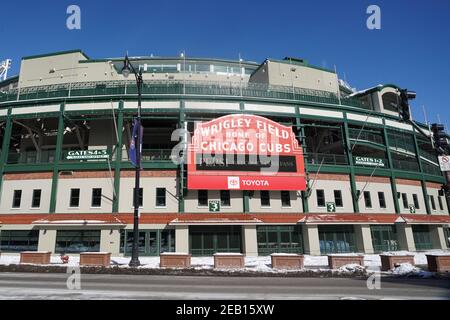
left=160, top=253, right=191, bottom=268
left=380, top=255, right=415, bottom=271
left=327, top=255, right=364, bottom=269
left=80, top=252, right=111, bottom=267
left=270, top=254, right=304, bottom=270
left=20, top=251, right=51, bottom=264
left=214, top=253, right=244, bottom=269
left=426, top=254, right=450, bottom=272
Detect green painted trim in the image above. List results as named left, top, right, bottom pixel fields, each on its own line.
left=383, top=123, right=400, bottom=214
left=343, top=119, right=359, bottom=213
left=113, top=101, right=124, bottom=213
left=49, top=103, right=65, bottom=213
left=0, top=108, right=13, bottom=200
left=412, top=128, right=432, bottom=215
left=243, top=191, right=250, bottom=213
left=22, top=49, right=89, bottom=61
left=297, top=109, right=309, bottom=213
left=178, top=100, right=185, bottom=213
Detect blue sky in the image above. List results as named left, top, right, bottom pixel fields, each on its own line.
left=1, top=0, right=449, bottom=124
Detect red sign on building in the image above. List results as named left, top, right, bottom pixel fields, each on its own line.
left=187, top=114, right=306, bottom=190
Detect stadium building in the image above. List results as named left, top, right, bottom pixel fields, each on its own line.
left=0, top=49, right=449, bottom=257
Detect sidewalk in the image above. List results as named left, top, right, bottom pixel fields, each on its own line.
left=0, top=250, right=449, bottom=278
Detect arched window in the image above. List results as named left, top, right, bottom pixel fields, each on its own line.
left=382, top=92, right=399, bottom=112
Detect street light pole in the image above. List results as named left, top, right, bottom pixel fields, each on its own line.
left=121, top=55, right=143, bottom=267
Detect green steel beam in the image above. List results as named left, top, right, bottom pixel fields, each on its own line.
left=112, top=101, right=124, bottom=213
left=49, top=103, right=65, bottom=213
left=383, top=124, right=400, bottom=214
left=0, top=108, right=13, bottom=199
left=296, top=108, right=309, bottom=213
left=412, top=127, right=432, bottom=214
left=178, top=100, right=185, bottom=213
left=343, top=118, right=360, bottom=213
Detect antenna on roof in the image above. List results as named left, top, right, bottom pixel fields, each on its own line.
left=0, top=59, right=12, bottom=81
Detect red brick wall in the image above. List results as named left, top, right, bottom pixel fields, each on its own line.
left=120, top=170, right=177, bottom=177
left=4, top=172, right=53, bottom=180
left=313, top=173, right=350, bottom=181
left=395, top=178, right=421, bottom=187
left=355, top=176, right=390, bottom=183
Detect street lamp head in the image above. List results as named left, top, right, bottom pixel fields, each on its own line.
left=121, top=55, right=131, bottom=78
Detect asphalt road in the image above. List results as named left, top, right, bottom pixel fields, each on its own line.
left=0, top=272, right=448, bottom=300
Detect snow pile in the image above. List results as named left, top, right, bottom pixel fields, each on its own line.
left=392, top=263, right=421, bottom=275
left=337, top=263, right=366, bottom=273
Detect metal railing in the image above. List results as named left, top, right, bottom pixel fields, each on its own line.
left=7, top=150, right=56, bottom=165
left=122, top=149, right=173, bottom=162
left=0, top=79, right=365, bottom=108
left=306, top=153, right=348, bottom=165
left=348, top=128, right=384, bottom=145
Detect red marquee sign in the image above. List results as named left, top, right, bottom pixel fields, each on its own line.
left=187, top=114, right=306, bottom=190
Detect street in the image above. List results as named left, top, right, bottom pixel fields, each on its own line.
left=0, top=272, right=448, bottom=300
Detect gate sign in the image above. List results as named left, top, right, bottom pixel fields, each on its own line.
left=209, top=200, right=220, bottom=212
left=326, top=202, right=336, bottom=213
left=439, top=156, right=450, bottom=172
left=187, top=114, right=306, bottom=190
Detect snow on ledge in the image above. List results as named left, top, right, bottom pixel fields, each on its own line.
left=160, top=252, right=189, bottom=255
left=79, top=252, right=111, bottom=255
left=327, top=253, right=364, bottom=257
left=20, top=251, right=51, bottom=254
left=213, top=253, right=244, bottom=256
left=270, top=253, right=301, bottom=256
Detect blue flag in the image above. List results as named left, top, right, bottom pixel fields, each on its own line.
left=129, top=118, right=143, bottom=168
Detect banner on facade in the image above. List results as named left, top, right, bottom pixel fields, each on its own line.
left=187, top=114, right=306, bottom=190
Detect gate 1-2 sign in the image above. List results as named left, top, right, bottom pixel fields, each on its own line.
left=187, top=114, right=306, bottom=191
left=439, top=156, right=450, bottom=172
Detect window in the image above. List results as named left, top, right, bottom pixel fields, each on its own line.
left=430, top=195, right=436, bottom=210
left=382, top=92, right=399, bottom=112
left=198, top=190, right=208, bottom=207
left=438, top=196, right=444, bottom=211
left=363, top=191, right=372, bottom=208
left=318, top=226, right=356, bottom=254
left=91, top=188, right=102, bottom=207
left=378, top=192, right=386, bottom=209
left=371, top=225, right=398, bottom=252
left=334, top=190, right=343, bottom=207
left=257, top=226, right=303, bottom=255
left=55, top=230, right=101, bottom=253
left=316, top=189, right=325, bottom=207
left=413, top=194, right=420, bottom=209
left=12, top=190, right=22, bottom=208
left=156, top=188, right=166, bottom=207
left=70, top=188, right=80, bottom=207
left=133, top=188, right=143, bottom=207
left=31, top=189, right=41, bottom=208
left=401, top=193, right=408, bottom=209
left=281, top=191, right=291, bottom=207
left=220, top=190, right=230, bottom=207
left=260, top=191, right=270, bottom=207
left=0, top=230, right=39, bottom=252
